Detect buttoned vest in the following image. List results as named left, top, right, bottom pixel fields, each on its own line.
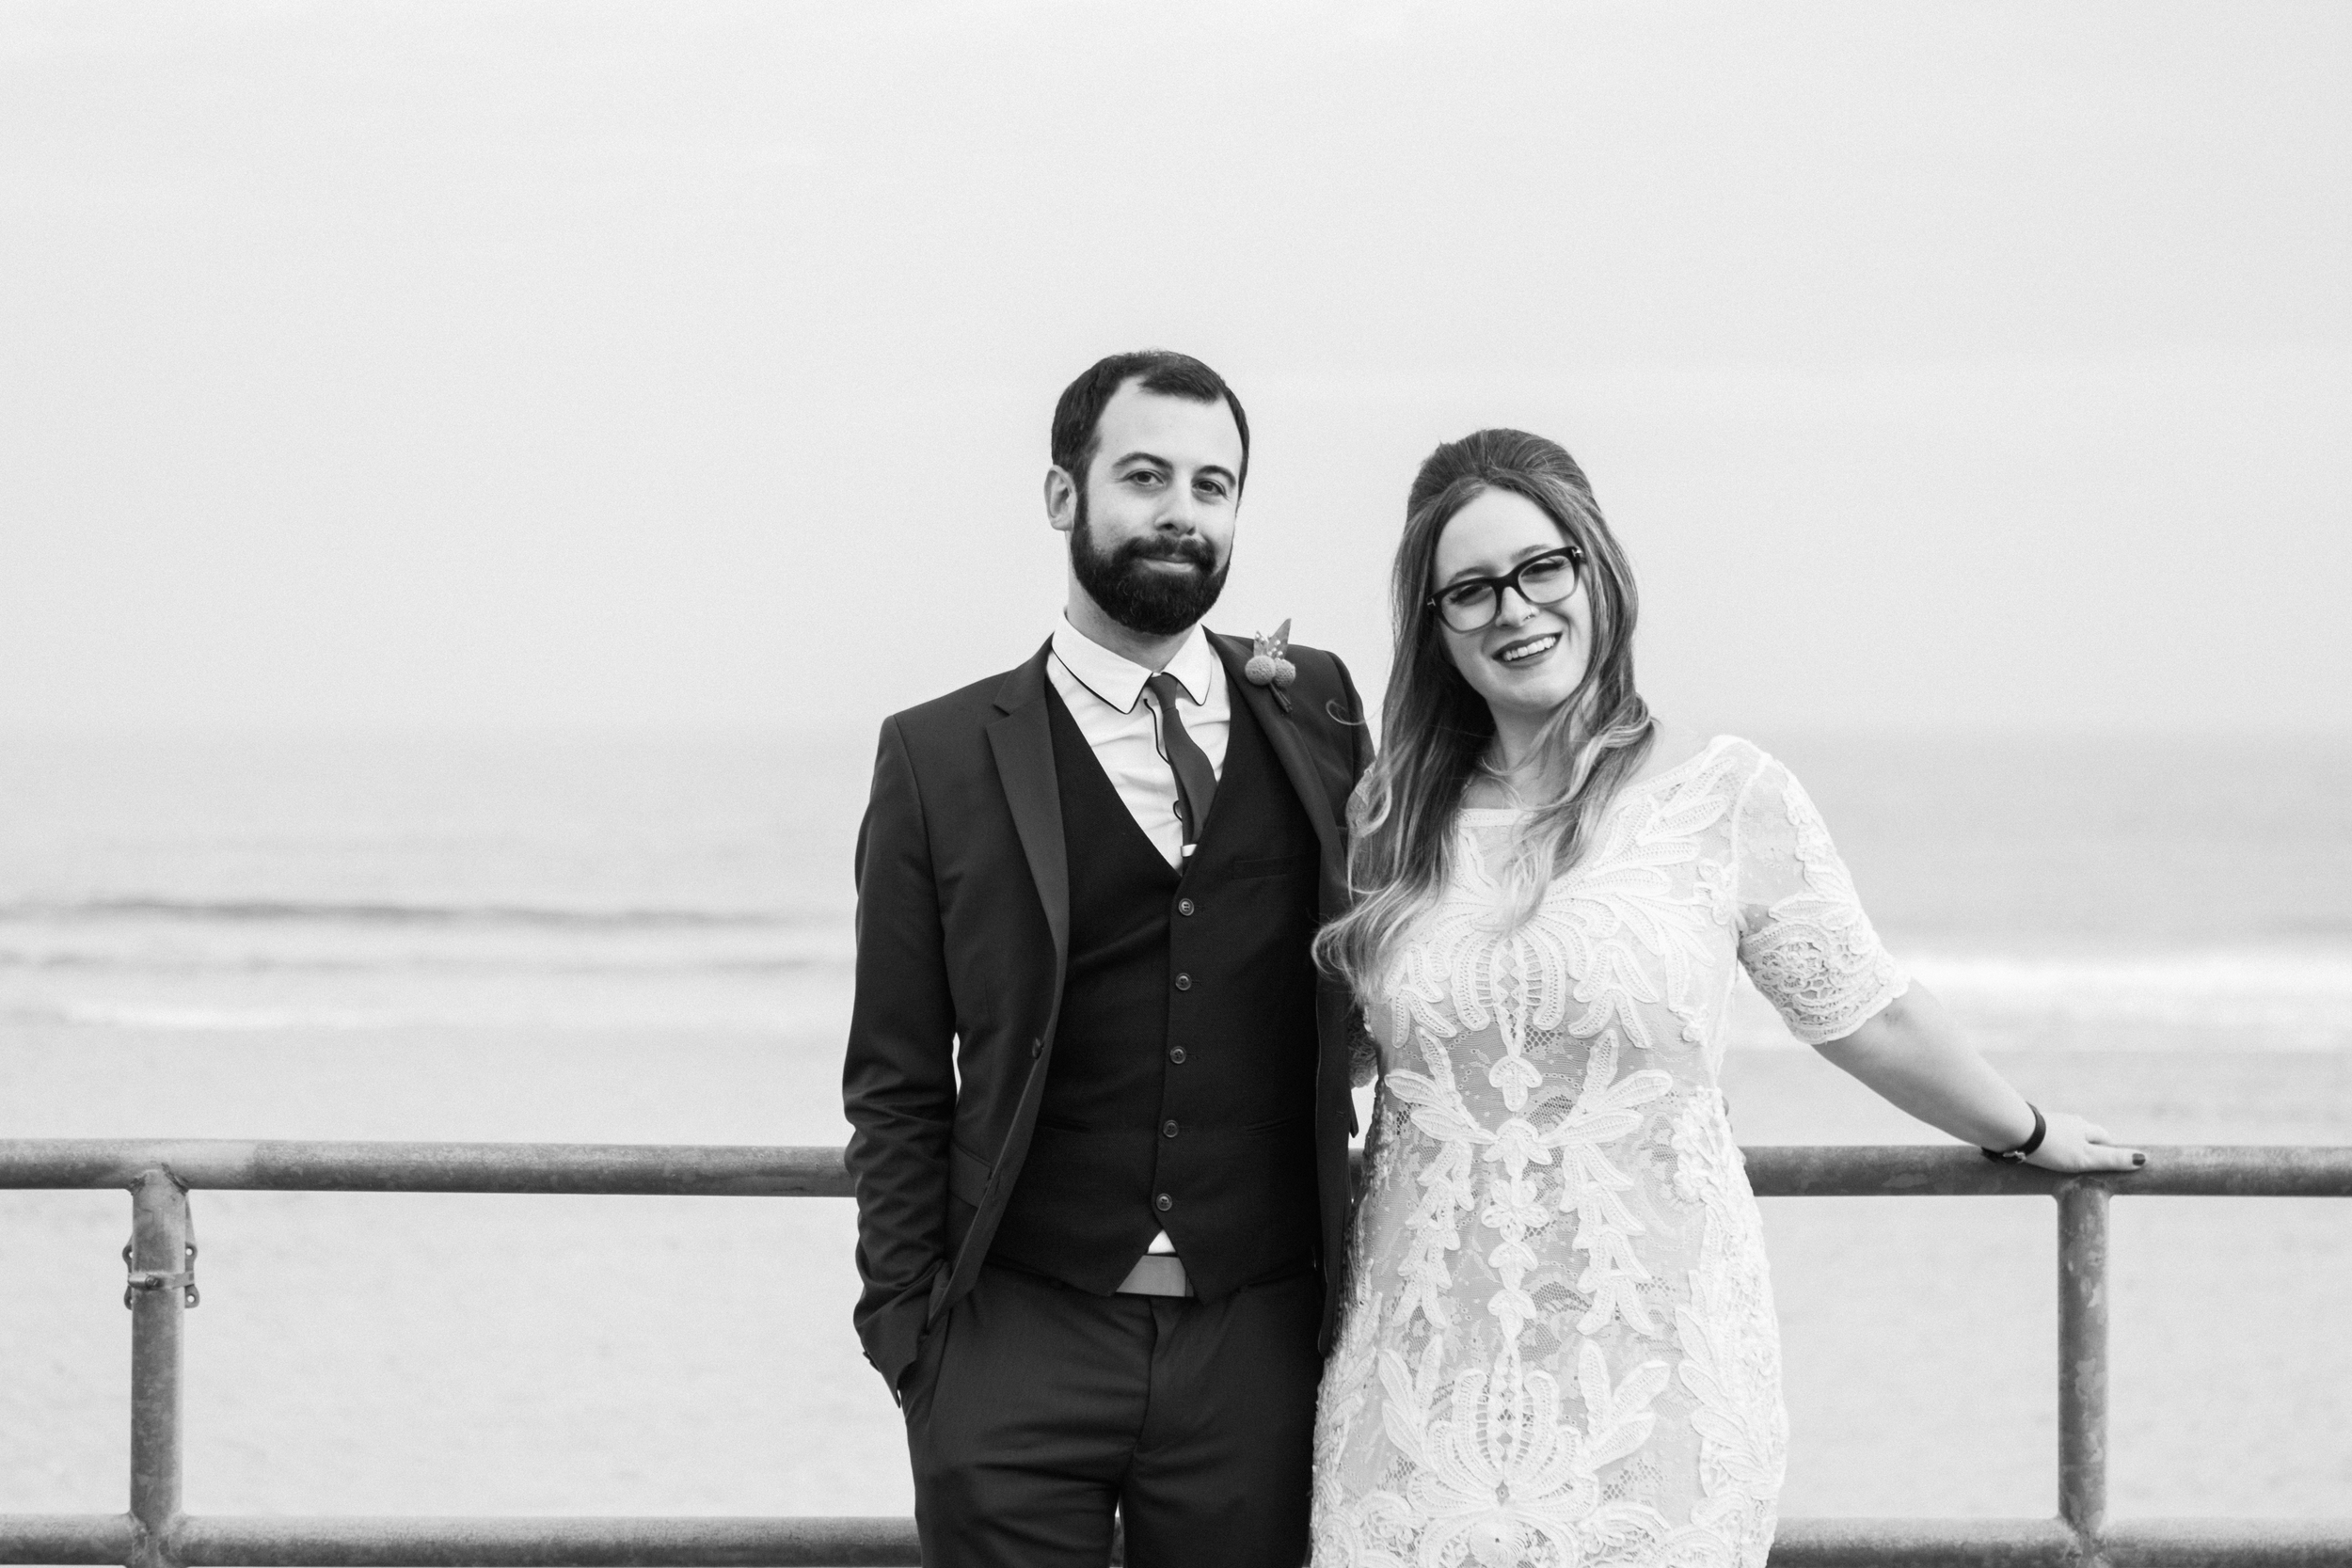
left=986, top=682, right=1324, bottom=1297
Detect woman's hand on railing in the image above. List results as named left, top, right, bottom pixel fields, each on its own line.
left=2024, top=1111, right=2146, bottom=1174
left=1817, top=986, right=2150, bottom=1175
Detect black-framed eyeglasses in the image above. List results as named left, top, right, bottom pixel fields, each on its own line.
left=1426, top=546, right=1586, bottom=633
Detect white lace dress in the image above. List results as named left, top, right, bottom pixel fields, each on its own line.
left=1310, top=737, right=1908, bottom=1568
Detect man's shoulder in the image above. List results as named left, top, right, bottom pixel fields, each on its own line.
left=876, top=647, right=1049, bottom=750
left=886, top=670, right=1007, bottom=728
left=1284, top=638, right=1353, bottom=689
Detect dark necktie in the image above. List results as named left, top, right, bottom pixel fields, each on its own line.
left=1144, top=672, right=1218, bottom=854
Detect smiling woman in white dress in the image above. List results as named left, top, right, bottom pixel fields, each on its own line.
left=1307, top=429, right=2143, bottom=1568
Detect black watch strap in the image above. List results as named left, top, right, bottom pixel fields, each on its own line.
left=1982, top=1102, right=2047, bottom=1164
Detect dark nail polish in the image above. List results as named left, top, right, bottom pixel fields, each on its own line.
left=2132, top=1152, right=2147, bottom=1167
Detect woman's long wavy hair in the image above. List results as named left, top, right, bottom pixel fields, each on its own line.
left=1315, top=429, right=1654, bottom=999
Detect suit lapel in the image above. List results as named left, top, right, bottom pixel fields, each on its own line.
left=1212, top=634, right=1343, bottom=911
left=986, top=644, right=1070, bottom=986
left=993, top=632, right=1341, bottom=982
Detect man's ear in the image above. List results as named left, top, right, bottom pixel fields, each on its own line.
left=1043, top=467, right=1078, bottom=534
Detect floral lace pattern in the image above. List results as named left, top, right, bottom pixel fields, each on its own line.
left=1311, top=738, right=1906, bottom=1568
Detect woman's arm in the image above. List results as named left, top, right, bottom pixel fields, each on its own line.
left=1814, top=982, right=2144, bottom=1174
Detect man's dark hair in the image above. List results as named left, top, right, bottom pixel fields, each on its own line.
left=1050, top=350, right=1250, bottom=494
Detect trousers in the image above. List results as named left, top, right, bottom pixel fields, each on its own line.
left=901, top=1263, right=1320, bottom=1568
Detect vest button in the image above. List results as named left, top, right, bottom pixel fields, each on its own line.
left=1174, top=973, right=1192, bottom=991
left=1168, top=1047, right=1186, bottom=1065
left=1155, top=1193, right=1173, bottom=1212
left=1029, top=1037, right=1042, bottom=1058
left=1177, top=897, right=1196, bottom=916
left=1163, top=1119, right=1180, bottom=1138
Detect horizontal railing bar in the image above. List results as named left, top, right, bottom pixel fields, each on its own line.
left=2103, top=1518, right=2352, bottom=1566
left=3, top=1514, right=2345, bottom=1567
left=1748, top=1144, right=2352, bottom=1197
left=172, top=1516, right=920, bottom=1567
left=2071, top=1144, right=2352, bottom=1197
left=0, top=1141, right=852, bottom=1196
left=3, top=1140, right=2348, bottom=1197
left=0, top=1513, right=137, bottom=1564
left=1767, top=1515, right=2075, bottom=1565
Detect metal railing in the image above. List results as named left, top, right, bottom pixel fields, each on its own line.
left=2, top=1139, right=2348, bottom=1567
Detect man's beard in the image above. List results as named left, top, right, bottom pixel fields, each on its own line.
left=1070, top=495, right=1230, bottom=638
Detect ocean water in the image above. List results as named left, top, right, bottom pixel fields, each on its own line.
left=3, top=728, right=2349, bottom=1522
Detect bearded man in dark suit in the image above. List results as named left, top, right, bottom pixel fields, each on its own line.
left=842, top=350, right=1372, bottom=1567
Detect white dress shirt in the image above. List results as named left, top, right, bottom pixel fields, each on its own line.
left=1046, top=615, right=1230, bottom=1258
left=1047, top=617, right=1230, bottom=872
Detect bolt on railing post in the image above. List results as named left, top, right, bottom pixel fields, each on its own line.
left=127, top=1170, right=187, bottom=1568
left=2056, top=1180, right=2108, bottom=1560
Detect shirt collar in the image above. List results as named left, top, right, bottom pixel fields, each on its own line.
left=1052, top=617, right=1219, bottom=714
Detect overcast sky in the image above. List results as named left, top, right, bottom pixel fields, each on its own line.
left=4, top=1, right=2346, bottom=736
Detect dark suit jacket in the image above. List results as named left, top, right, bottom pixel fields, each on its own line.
left=842, top=631, right=1373, bottom=1393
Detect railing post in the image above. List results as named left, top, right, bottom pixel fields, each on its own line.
left=2057, top=1180, right=2108, bottom=1563
left=128, top=1170, right=188, bottom=1568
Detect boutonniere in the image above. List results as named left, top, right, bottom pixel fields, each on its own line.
left=1245, top=619, right=1297, bottom=711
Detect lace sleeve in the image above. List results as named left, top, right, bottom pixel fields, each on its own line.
left=1733, top=754, right=1908, bottom=1045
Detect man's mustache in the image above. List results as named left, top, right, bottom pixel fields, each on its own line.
left=1115, top=537, right=1216, bottom=568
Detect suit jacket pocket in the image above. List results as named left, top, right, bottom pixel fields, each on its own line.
left=947, top=1141, right=991, bottom=1209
